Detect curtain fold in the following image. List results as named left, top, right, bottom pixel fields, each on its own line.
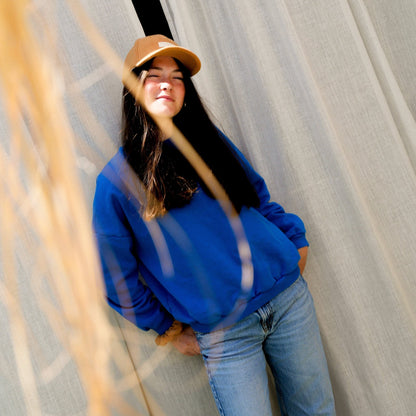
left=161, top=1, right=416, bottom=415
left=345, top=0, right=416, bottom=168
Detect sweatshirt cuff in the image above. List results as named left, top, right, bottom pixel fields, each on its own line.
left=292, top=236, right=309, bottom=250
left=155, top=316, right=175, bottom=335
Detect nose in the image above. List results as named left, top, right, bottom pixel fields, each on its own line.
left=160, top=80, right=172, bottom=91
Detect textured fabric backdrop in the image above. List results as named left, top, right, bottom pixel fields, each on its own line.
left=160, top=1, right=416, bottom=415
left=1, top=0, right=416, bottom=415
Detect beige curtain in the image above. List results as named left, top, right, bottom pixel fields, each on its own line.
left=160, top=1, right=416, bottom=415
left=2, top=0, right=416, bottom=415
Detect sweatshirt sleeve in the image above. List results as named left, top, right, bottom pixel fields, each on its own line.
left=219, top=130, right=309, bottom=249
left=92, top=172, right=174, bottom=335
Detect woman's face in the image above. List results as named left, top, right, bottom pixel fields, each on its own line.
left=142, top=56, right=186, bottom=119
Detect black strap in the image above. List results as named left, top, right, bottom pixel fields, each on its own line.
left=131, top=0, right=173, bottom=38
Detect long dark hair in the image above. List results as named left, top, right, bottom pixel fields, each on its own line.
left=122, top=59, right=260, bottom=218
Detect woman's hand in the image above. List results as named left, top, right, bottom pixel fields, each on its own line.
left=171, top=326, right=201, bottom=356
left=298, top=246, right=309, bottom=275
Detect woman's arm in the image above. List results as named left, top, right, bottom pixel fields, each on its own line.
left=93, top=172, right=174, bottom=335
left=219, top=130, right=309, bottom=250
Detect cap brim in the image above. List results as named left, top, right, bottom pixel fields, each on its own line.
left=132, top=46, right=201, bottom=76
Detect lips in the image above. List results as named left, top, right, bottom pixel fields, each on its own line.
left=157, top=95, right=174, bottom=101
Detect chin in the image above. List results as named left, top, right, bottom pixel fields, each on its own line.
left=149, top=106, right=178, bottom=119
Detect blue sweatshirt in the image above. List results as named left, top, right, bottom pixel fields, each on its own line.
left=92, top=134, right=308, bottom=335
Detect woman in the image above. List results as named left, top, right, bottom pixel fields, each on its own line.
left=93, top=34, right=335, bottom=416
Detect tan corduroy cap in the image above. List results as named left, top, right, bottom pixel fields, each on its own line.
left=123, top=34, right=201, bottom=82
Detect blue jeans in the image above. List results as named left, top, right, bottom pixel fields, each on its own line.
left=196, top=275, right=335, bottom=416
